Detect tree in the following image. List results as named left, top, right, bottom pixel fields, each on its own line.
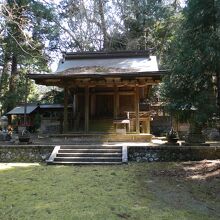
left=115, top=0, right=182, bottom=63
left=57, top=0, right=115, bottom=51
left=0, top=0, right=60, bottom=113
left=214, top=0, right=220, bottom=117
left=160, top=0, right=220, bottom=142
left=57, top=0, right=183, bottom=62
left=41, top=89, right=64, bottom=104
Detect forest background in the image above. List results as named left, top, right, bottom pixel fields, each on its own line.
left=0, top=0, right=219, bottom=129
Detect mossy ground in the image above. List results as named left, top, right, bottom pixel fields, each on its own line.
left=0, top=161, right=219, bottom=220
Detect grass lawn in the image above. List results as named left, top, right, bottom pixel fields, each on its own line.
left=0, top=161, right=219, bottom=220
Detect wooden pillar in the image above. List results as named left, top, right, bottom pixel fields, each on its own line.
left=135, top=86, right=140, bottom=133
left=147, top=117, right=150, bottom=134
left=63, top=87, right=68, bottom=133
left=84, top=86, right=89, bottom=133
left=73, top=94, right=77, bottom=118
left=91, top=93, right=96, bottom=117
left=114, top=86, right=119, bottom=119
left=141, top=87, right=145, bottom=100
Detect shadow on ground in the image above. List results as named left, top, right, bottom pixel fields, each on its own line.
left=0, top=161, right=219, bottom=220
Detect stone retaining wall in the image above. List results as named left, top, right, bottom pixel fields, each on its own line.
left=0, top=145, right=219, bottom=163
left=128, top=146, right=220, bottom=162
left=0, top=145, right=54, bottom=162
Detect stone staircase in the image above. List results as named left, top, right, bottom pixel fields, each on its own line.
left=47, top=144, right=127, bottom=165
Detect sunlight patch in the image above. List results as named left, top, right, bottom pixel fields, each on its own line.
left=0, top=163, right=40, bottom=171
left=183, top=160, right=220, bottom=180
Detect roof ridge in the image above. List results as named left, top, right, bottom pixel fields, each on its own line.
left=63, top=50, right=151, bottom=59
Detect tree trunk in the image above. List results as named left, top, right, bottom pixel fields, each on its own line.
left=9, top=54, right=18, bottom=93
left=0, top=54, right=10, bottom=97
left=216, top=70, right=220, bottom=134
left=217, top=70, right=220, bottom=117
left=97, top=0, right=109, bottom=50
left=213, top=0, right=220, bottom=118
left=7, top=54, right=18, bottom=112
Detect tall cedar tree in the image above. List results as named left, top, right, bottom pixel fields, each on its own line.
left=160, top=0, right=220, bottom=131
left=0, top=0, right=59, bottom=112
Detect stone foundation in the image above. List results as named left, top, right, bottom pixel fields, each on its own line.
left=128, top=146, right=220, bottom=162
left=0, top=145, right=54, bottom=162
left=0, top=144, right=219, bottom=163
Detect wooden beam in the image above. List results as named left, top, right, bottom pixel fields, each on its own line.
left=114, top=86, right=119, bottom=119
left=34, top=76, right=162, bottom=88
left=84, top=86, right=89, bottom=133
left=76, top=91, right=135, bottom=95
left=134, top=86, right=140, bottom=134
left=62, top=79, right=142, bottom=88
left=118, top=91, right=135, bottom=95
left=63, top=87, right=68, bottom=133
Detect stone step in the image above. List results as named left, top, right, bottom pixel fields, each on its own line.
left=54, top=157, right=122, bottom=162
left=57, top=152, right=122, bottom=157
left=60, top=145, right=121, bottom=149
left=47, top=145, right=125, bottom=165
left=48, top=161, right=122, bottom=165
left=58, top=149, right=122, bottom=153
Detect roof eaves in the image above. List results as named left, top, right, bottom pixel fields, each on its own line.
left=28, top=70, right=166, bottom=80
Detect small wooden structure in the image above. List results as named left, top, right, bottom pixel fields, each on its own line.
left=7, top=104, right=70, bottom=133
left=29, top=50, right=165, bottom=135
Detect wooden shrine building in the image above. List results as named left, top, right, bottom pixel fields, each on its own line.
left=29, top=50, right=165, bottom=136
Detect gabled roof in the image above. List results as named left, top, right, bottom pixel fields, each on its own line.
left=56, top=56, right=158, bottom=75
left=57, top=50, right=158, bottom=74
left=28, top=50, right=166, bottom=86
left=7, top=105, right=38, bottom=115
left=6, top=104, right=69, bottom=115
